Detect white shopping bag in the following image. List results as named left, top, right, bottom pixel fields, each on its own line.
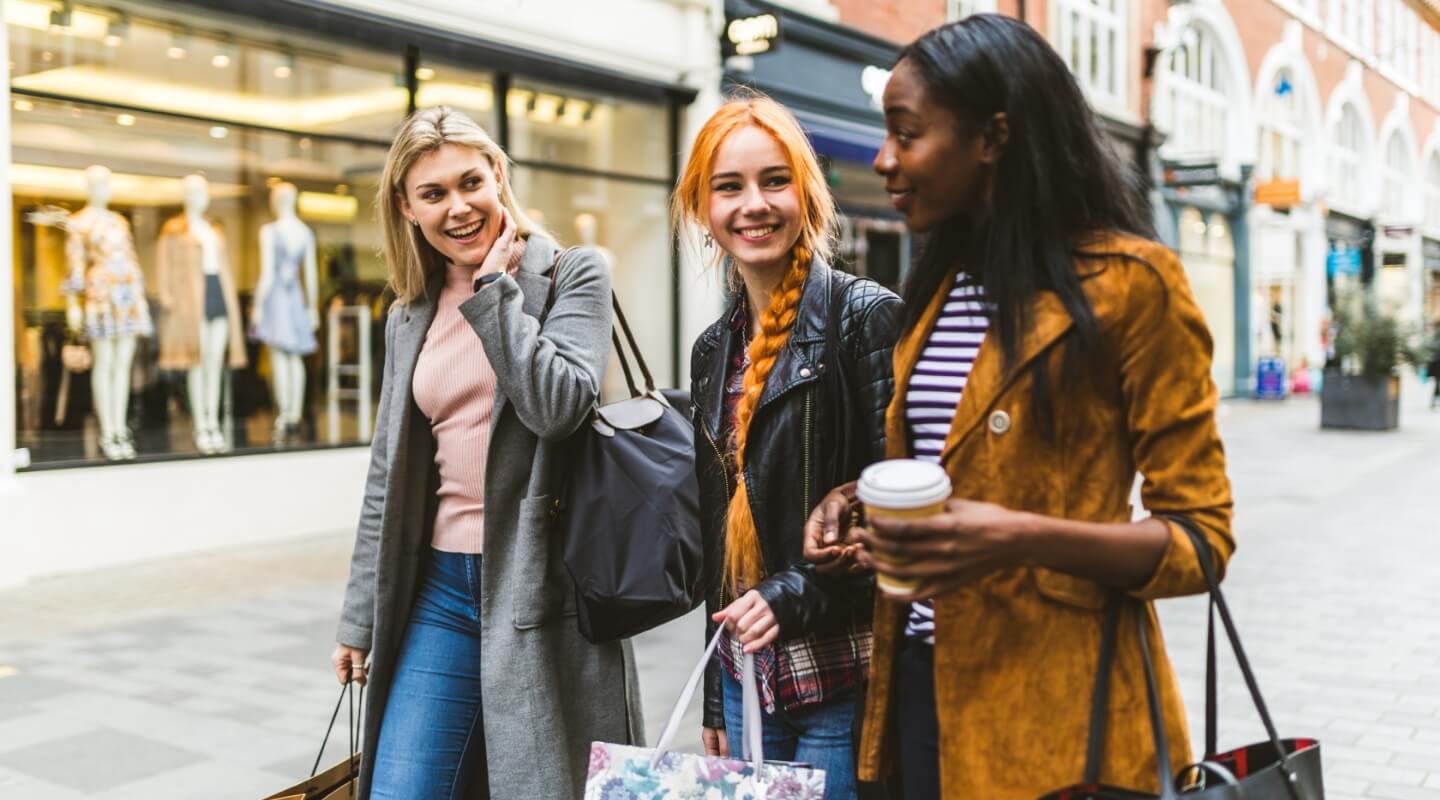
left=584, top=628, right=827, bottom=799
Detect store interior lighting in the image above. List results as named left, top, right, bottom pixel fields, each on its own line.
left=415, top=67, right=435, bottom=81
left=103, top=13, right=127, bottom=47
left=115, top=113, right=134, bottom=126
left=6, top=0, right=107, bottom=40
left=166, top=29, right=189, bottom=59
left=274, top=52, right=295, bottom=79
left=10, top=163, right=247, bottom=205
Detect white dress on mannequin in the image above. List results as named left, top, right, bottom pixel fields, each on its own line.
left=253, top=185, right=320, bottom=443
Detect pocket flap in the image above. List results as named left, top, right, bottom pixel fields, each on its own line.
left=1032, top=568, right=1107, bottom=610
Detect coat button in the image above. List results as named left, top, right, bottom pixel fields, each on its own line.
left=988, top=410, right=1011, bottom=435
left=800, top=367, right=812, bottom=378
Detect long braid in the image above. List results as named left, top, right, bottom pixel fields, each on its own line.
left=722, top=245, right=813, bottom=597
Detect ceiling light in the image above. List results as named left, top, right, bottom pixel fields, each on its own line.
left=298, top=137, right=312, bottom=150
left=13, top=99, right=34, bottom=112
left=266, top=176, right=282, bottom=187
left=212, top=53, right=230, bottom=68
left=48, top=3, right=72, bottom=33
left=415, top=67, right=435, bottom=81
left=273, top=51, right=295, bottom=79
left=166, top=29, right=190, bottom=60
left=116, top=113, right=135, bottom=126
left=335, top=183, right=349, bottom=195
left=209, top=126, right=228, bottom=139
left=103, top=12, right=128, bottom=46
left=41, top=51, right=54, bottom=63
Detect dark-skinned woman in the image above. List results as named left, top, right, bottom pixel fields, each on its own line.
left=802, top=15, right=1234, bottom=800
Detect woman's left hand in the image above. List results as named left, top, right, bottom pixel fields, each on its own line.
left=857, top=498, right=1032, bottom=601
left=712, top=591, right=779, bottom=654
left=476, top=208, right=517, bottom=277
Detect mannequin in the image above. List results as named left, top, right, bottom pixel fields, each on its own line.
left=252, top=182, right=319, bottom=444
left=156, top=174, right=247, bottom=455
left=63, top=165, right=153, bottom=461
left=573, top=212, right=614, bottom=271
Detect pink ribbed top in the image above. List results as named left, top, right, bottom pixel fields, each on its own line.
left=412, top=241, right=525, bottom=553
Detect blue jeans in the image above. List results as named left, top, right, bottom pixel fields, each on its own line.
left=721, top=669, right=858, bottom=800
left=370, top=550, right=487, bottom=800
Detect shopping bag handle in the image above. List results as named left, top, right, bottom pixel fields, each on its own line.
left=650, top=628, right=764, bottom=776
left=311, top=680, right=364, bottom=779
left=1163, top=515, right=1305, bottom=799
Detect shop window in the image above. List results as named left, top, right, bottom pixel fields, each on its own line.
left=507, top=79, right=668, bottom=181
left=1382, top=131, right=1413, bottom=219
left=508, top=167, right=674, bottom=394
left=1328, top=103, right=1367, bottom=213
left=1053, top=0, right=1126, bottom=115
left=1425, top=155, right=1440, bottom=234
left=946, top=0, right=997, bottom=21
left=1257, top=68, right=1303, bottom=183
left=413, top=62, right=499, bottom=135
left=1157, top=26, right=1227, bottom=161
left=11, top=1, right=397, bottom=467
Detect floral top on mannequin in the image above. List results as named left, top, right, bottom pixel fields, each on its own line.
left=252, top=182, right=320, bottom=355
left=62, top=165, right=154, bottom=340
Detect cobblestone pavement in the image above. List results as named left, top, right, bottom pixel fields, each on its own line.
left=1, top=379, right=1437, bottom=798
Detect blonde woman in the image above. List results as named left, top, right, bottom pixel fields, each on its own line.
left=675, top=95, right=902, bottom=799
left=332, top=106, right=640, bottom=800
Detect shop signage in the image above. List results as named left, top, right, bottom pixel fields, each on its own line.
left=1382, top=225, right=1415, bottom=239
left=1254, top=179, right=1301, bottom=208
left=723, top=12, right=781, bottom=57
left=861, top=65, right=891, bottom=110
left=1255, top=357, right=1288, bottom=400
left=1326, top=246, right=1363, bottom=278
left=1162, top=161, right=1221, bottom=187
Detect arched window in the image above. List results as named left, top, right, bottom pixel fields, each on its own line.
left=1258, top=68, right=1303, bottom=181
left=1054, top=0, right=1126, bottom=113
left=1158, top=27, right=1227, bottom=160
left=1382, top=132, right=1413, bottom=219
left=1328, top=103, right=1367, bottom=209
left=1424, top=154, right=1440, bottom=232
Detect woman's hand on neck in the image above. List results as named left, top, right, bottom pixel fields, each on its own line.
left=734, top=253, right=791, bottom=336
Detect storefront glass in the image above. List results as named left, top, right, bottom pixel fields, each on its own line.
left=10, top=0, right=675, bottom=469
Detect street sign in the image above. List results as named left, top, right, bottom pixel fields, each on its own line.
left=1255, top=179, right=1301, bottom=208
left=1162, top=161, right=1222, bottom=187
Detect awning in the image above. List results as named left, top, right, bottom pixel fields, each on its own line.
left=794, top=110, right=885, bottom=165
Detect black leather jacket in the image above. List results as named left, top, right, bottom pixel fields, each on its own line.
left=690, top=259, right=901, bottom=728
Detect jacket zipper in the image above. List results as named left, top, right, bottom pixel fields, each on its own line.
left=802, top=386, right=812, bottom=518
left=701, top=417, right=731, bottom=499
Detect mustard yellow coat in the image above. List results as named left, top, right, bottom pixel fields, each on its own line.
left=857, top=233, right=1235, bottom=798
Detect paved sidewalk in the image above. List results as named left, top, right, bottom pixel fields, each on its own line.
left=1, top=379, right=1437, bottom=798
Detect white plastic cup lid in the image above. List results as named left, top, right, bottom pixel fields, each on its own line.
left=856, top=459, right=951, bottom=509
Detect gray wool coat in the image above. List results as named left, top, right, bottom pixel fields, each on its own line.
left=336, top=234, right=644, bottom=800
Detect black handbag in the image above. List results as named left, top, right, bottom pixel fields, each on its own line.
left=1040, top=517, right=1323, bottom=800
left=543, top=256, right=703, bottom=643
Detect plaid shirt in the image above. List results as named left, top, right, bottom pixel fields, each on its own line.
left=715, top=298, right=873, bottom=714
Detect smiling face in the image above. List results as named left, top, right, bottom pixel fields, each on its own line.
left=874, top=58, right=995, bottom=233
left=398, top=143, right=504, bottom=267
left=706, top=125, right=803, bottom=278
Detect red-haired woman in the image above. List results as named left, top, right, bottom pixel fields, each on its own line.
left=675, top=94, right=902, bottom=799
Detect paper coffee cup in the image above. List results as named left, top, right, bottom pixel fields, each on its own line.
left=856, top=459, right=952, bottom=597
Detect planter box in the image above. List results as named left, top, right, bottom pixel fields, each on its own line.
left=1320, top=371, right=1400, bottom=430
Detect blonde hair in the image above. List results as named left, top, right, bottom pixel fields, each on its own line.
left=673, top=94, right=837, bottom=597
left=378, top=106, right=544, bottom=304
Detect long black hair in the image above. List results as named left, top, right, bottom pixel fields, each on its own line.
left=897, top=15, right=1154, bottom=426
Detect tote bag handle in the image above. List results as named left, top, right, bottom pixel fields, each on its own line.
left=650, top=628, right=765, bottom=777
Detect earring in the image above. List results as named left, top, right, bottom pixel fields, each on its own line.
left=410, top=219, right=419, bottom=227
left=702, top=230, right=714, bottom=249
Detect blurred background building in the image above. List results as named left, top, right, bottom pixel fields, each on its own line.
left=6, top=0, right=1440, bottom=585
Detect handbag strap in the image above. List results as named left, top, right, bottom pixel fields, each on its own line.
left=543, top=247, right=655, bottom=400
left=1163, top=515, right=1304, bottom=799
left=1082, top=598, right=1179, bottom=799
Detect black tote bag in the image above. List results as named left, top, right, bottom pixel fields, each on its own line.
left=1039, top=517, right=1323, bottom=800
left=543, top=257, right=703, bottom=643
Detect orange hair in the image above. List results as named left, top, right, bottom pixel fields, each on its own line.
left=673, top=93, right=836, bottom=597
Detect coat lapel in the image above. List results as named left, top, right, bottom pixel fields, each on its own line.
left=386, top=271, right=442, bottom=464
left=936, top=291, right=1073, bottom=465
left=885, top=265, right=959, bottom=457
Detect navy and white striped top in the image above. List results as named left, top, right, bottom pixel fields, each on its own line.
left=903, top=272, right=990, bottom=642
